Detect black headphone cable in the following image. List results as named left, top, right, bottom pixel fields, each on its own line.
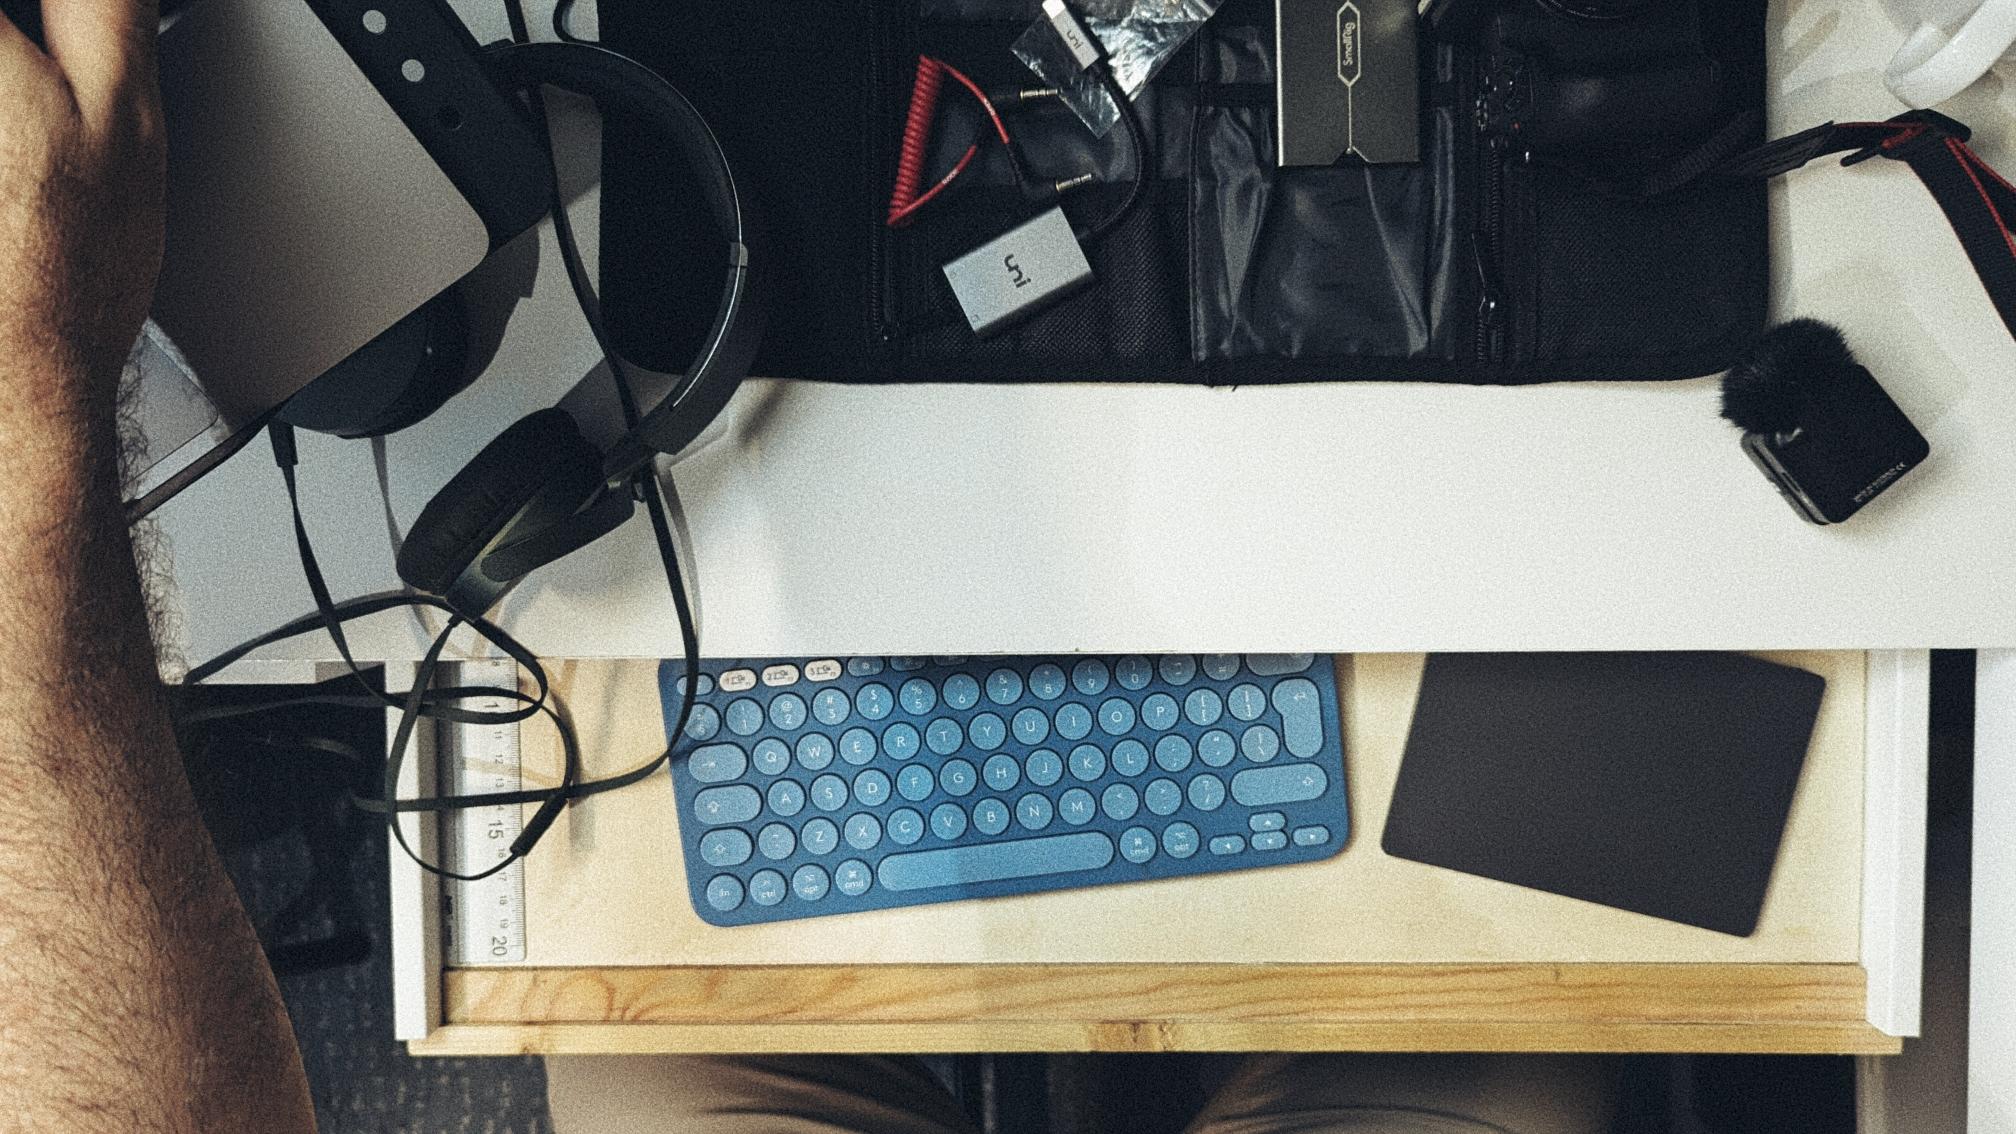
left=179, top=11, right=710, bottom=882
left=182, top=416, right=700, bottom=881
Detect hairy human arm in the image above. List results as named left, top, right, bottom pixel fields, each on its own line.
left=0, top=1, right=316, bottom=1129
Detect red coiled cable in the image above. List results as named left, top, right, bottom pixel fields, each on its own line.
left=887, top=56, right=1011, bottom=228
left=889, top=56, right=951, bottom=221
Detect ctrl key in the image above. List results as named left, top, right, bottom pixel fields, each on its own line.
left=749, top=870, right=788, bottom=907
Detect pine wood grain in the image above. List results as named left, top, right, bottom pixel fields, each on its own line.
left=495, top=652, right=1866, bottom=968
left=423, top=652, right=1888, bottom=1057
left=423, top=962, right=1898, bottom=1055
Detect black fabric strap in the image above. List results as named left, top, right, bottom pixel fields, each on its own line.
left=1554, top=108, right=1768, bottom=199
left=1564, top=111, right=2016, bottom=344
left=1657, top=110, right=2016, bottom=345
left=1843, top=117, right=2016, bottom=346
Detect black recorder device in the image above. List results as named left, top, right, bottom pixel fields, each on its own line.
left=1722, top=320, right=1930, bottom=526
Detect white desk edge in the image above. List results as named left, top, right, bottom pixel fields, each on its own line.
left=154, top=1, right=2016, bottom=666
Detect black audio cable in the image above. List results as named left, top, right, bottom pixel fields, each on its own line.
left=1040, top=0, right=1148, bottom=244
left=551, top=0, right=588, bottom=42
left=886, top=3, right=1148, bottom=241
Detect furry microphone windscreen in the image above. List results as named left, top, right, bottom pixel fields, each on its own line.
left=1720, top=318, right=1858, bottom=435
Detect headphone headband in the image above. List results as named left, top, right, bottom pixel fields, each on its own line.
left=394, top=41, right=765, bottom=616
left=481, top=40, right=767, bottom=480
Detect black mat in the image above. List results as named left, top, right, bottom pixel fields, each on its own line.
left=1381, top=652, right=1825, bottom=937
left=186, top=688, right=554, bottom=1134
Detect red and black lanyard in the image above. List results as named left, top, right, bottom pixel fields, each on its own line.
left=1706, top=109, right=2016, bottom=346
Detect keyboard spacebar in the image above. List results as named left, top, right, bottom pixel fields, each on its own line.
left=877, top=833, right=1115, bottom=892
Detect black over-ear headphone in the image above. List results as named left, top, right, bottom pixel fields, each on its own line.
left=394, top=40, right=766, bottom=618
left=184, top=36, right=736, bottom=886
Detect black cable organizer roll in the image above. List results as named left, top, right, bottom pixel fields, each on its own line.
left=597, top=0, right=1770, bottom=387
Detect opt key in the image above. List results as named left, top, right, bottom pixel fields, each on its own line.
left=1270, top=678, right=1325, bottom=757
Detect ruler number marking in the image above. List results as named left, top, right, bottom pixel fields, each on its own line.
left=443, top=659, right=529, bottom=965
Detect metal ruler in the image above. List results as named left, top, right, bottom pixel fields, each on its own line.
left=441, top=658, right=528, bottom=965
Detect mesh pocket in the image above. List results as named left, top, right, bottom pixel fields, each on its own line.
left=1506, top=165, right=1767, bottom=376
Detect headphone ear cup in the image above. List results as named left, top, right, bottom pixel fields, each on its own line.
left=347, top=288, right=474, bottom=437
left=277, top=288, right=472, bottom=439
left=398, top=409, right=603, bottom=598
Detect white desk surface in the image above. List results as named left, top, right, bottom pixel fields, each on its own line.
left=152, top=0, right=2016, bottom=669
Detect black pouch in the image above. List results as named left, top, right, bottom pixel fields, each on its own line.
left=1463, top=0, right=1771, bottom=380
left=599, top=0, right=1767, bottom=386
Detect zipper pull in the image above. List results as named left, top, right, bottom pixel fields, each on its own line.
left=1471, top=231, right=1506, bottom=362
left=1475, top=50, right=1529, bottom=144
left=1471, top=232, right=1504, bottom=327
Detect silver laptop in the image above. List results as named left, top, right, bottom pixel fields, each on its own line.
left=138, top=0, right=491, bottom=482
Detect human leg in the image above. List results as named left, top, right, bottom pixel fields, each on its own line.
left=1184, top=1053, right=1619, bottom=1134
left=545, top=1054, right=982, bottom=1134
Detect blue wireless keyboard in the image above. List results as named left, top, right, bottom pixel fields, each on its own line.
left=658, top=654, right=1348, bottom=926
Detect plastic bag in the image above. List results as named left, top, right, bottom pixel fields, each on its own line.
left=1012, top=0, right=1221, bottom=136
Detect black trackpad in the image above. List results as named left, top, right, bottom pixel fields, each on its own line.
left=1381, top=652, right=1826, bottom=937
